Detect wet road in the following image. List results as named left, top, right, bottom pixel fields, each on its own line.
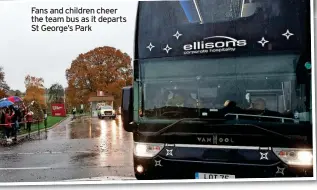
left=0, top=115, right=135, bottom=182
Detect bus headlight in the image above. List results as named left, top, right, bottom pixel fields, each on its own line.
left=134, top=142, right=164, bottom=158
left=273, top=148, right=313, bottom=166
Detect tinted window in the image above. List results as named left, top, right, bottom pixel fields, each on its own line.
left=140, top=54, right=311, bottom=122
left=139, top=0, right=283, bottom=27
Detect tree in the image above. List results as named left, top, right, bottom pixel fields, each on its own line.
left=14, top=90, right=23, bottom=97
left=0, top=66, right=10, bottom=98
left=28, top=101, right=44, bottom=121
left=23, top=75, right=46, bottom=108
left=48, top=83, right=64, bottom=103
left=24, top=75, right=44, bottom=89
left=0, top=89, right=6, bottom=99
left=65, top=46, right=133, bottom=109
left=7, top=89, right=23, bottom=97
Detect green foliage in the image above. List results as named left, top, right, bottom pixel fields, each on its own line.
left=29, top=101, right=44, bottom=121
left=48, top=83, right=64, bottom=103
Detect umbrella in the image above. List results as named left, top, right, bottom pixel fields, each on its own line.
left=0, top=100, right=13, bottom=108
left=7, top=96, right=23, bottom=103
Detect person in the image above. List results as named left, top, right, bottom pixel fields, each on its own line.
left=224, top=100, right=237, bottom=108
left=24, top=108, right=33, bottom=137
left=9, top=106, right=18, bottom=141
left=184, top=93, right=198, bottom=108
left=1, top=108, right=6, bottom=138
left=221, top=100, right=244, bottom=115
left=5, top=107, right=15, bottom=139
left=17, top=105, right=23, bottom=133
left=250, top=98, right=266, bottom=110
left=72, top=107, right=76, bottom=119
left=166, top=91, right=185, bottom=107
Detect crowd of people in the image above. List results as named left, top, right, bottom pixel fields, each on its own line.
left=1, top=103, right=34, bottom=142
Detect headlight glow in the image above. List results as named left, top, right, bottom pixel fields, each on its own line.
left=273, top=148, right=313, bottom=166
left=134, top=142, right=164, bottom=158
left=297, top=151, right=313, bottom=163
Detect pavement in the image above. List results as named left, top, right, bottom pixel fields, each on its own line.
left=0, top=116, right=69, bottom=146
left=0, top=115, right=136, bottom=182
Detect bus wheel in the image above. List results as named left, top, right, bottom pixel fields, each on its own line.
left=135, top=173, right=153, bottom=180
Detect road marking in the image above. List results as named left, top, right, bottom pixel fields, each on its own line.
left=0, top=152, right=12, bottom=155
left=50, top=151, right=63, bottom=154
left=62, top=176, right=136, bottom=181
left=0, top=150, right=100, bottom=155
left=17, top=152, right=36, bottom=155
left=0, top=167, right=51, bottom=170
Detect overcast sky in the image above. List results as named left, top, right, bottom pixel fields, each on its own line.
left=0, top=0, right=137, bottom=92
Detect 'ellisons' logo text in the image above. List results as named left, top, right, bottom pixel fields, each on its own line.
left=183, top=36, right=247, bottom=55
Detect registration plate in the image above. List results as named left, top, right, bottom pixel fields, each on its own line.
left=195, top=172, right=235, bottom=179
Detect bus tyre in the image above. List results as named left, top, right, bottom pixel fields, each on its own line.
left=135, top=173, right=153, bottom=180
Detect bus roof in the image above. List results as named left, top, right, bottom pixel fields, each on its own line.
left=135, top=0, right=310, bottom=60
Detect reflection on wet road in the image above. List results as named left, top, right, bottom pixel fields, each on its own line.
left=0, top=115, right=135, bottom=182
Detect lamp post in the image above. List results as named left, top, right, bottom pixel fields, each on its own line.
left=44, top=109, right=47, bottom=132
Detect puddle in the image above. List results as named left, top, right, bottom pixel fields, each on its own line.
left=71, top=152, right=99, bottom=160
left=46, top=115, right=129, bottom=141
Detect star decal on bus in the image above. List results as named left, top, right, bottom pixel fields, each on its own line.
left=166, top=149, right=173, bottom=156
left=173, top=31, right=182, bottom=40
left=258, top=37, right=269, bottom=47
left=146, top=43, right=155, bottom=51
left=282, top=29, right=294, bottom=40
left=163, top=44, right=172, bottom=54
left=154, top=160, right=163, bottom=167
left=276, top=166, right=285, bottom=176
left=259, top=152, right=269, bottom=160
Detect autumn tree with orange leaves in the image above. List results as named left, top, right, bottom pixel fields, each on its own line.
left=65, top=46, right=132, bottom=110
left=23, top=75, right=46, bottom=108
left=0, top=66, right=10, bottom=98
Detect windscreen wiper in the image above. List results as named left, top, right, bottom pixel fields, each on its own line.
left=152, top=117, right=293, bottom=141
left=234, top=123, right=293, bottom=140
left=153, top=117, right=225, bottom=136
left=225, top=113, right=295, bottom=123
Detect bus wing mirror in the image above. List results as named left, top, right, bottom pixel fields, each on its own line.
left=121, top=86, right=135, bottom=132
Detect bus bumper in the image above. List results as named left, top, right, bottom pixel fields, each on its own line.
left=133, top=157, right=313, bottom=180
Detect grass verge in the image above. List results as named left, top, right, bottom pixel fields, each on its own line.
left=18, top=116, right=66, bottom=135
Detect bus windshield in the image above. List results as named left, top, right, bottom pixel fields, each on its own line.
left=140, top=54, right=311, bottom=122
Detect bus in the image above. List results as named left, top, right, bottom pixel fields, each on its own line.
left=122, top=0, right=313, bottom=180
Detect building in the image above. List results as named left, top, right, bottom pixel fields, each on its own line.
left=88, top=91, right=114, bottom=117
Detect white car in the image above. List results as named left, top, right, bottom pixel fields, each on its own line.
left=97, top=105, right=116, bottom=119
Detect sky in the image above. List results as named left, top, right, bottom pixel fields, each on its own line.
left=0, top=0, right=138, bottom=92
